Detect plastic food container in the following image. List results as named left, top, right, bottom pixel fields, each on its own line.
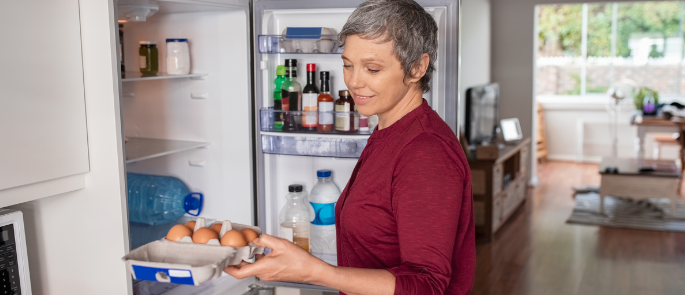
left=123, top=218, right=264, bottom=285
left=166, top=39, right=190, bottom=75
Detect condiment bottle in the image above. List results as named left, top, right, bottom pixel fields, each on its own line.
left=302, top=63, right=319, bottom=131
left=317, top=71, right=334, bottom=132
left=273, top=65, right=286, bottom=131
left=335, top=90, right=358, bottom=133
left=279, top=184, right=310, bottom=251
left=119, top=24, right=125, bottom=77
left=139, top=41, right=158, bottom=75
left=358, top=105, right=369, bottom=132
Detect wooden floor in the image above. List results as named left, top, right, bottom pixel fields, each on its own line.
left=472, top=161, right=685, bottom=295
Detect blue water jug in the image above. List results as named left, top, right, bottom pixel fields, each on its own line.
left=127, top=173, right=203, bottom=225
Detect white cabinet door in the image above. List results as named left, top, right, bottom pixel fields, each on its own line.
left=0, top=0, right=89, bottom=196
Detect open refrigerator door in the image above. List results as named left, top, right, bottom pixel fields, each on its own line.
left=252, top=0, right=459, bottom=292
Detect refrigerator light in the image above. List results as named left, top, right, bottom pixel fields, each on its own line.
left=117, top=0, right=159, bottom=22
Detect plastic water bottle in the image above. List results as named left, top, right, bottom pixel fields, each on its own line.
left=127, top=173, right=203, bottom=225
left=279, top=184, right=311, bottom=251
left=309, top=170, right=340, bottom=255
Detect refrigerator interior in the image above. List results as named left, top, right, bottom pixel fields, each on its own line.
left=120, top=0, right=254, bottom=256
left=253, top=2, right=453, bottom=267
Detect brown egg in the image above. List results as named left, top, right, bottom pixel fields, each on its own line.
left=241, top=228, right=259, bottom=243
left=209, top=223, right=223, bottom=235
left=167, top=224, right=192, bottom=242
left=192, top=227, right=219, bottom=244
left=221, top=230, right=248, bottom=247
left=185, top=220, right=196, bottom=231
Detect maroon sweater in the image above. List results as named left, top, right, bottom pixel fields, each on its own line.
left=335, top=101, right=475, bottom=295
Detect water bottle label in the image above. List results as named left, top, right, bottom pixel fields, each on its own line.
left=310, top=202, right=336, bottom=226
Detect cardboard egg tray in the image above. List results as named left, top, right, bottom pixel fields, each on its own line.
left=122, top=218, right=264, bottom=285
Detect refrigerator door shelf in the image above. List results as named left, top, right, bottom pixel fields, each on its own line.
left=260, top=108, right=375, bottom=134
left=258, top=35, right=341, bottom=54
left=261, top=132, right=368, bottom=158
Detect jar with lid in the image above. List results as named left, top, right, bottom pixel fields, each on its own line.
left=166, top=39, right=191, bottom=75
left=139, top=41, right=159, bottom=75
left=335, top=90, right=358, bottom=133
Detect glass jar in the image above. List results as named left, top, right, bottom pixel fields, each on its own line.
left=139, top=41, right=158, bottom=75
left=166, top=38, right=190, bottom=75
left=335, top=90, right=358, bottom=133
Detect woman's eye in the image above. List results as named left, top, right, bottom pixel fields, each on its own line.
left=368, top=69, right=380, bottom=73
left=343, top=64, right=352, bottom=69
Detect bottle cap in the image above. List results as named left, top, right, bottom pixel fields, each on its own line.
left=339, top=90, right=350, bottom=97
left=285, top=59, right=297, bottom=67
left=288, top=184, right=303, bottom=192
left=317, top=170, right=332, bottom=178
left=166, top=38, right=188, bottom=42
left=320, top=71, right=330, bottom=80
left=276, top=65, right=286, bottom=76
left=139, top=41, right=157, bottom=45
left=307, top=63, right=316, bottom=72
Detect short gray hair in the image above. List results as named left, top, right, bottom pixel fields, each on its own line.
left=339, top=0, right=437, bottom=93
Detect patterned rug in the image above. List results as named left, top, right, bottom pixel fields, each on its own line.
left=567, top=193, right=685, bottom=233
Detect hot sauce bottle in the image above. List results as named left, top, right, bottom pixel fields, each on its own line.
left=317, top=71, right=334, bottom=132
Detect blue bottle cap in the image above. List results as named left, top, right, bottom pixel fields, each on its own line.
left=317, top=170, right=332, bottom=177
left=166, top=38, right=188, bottom=42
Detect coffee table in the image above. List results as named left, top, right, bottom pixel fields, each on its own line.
left=599, top=157, right=681, bottom=216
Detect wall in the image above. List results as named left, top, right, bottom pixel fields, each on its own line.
left=8, top=0, right=130, bottom=294
left=460, top=0, right=492, bottom=129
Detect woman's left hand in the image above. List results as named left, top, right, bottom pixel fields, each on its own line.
left=223, top=234, right=329, bottom=283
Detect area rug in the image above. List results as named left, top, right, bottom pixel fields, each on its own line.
left=567, top=193, right=685, bottom=233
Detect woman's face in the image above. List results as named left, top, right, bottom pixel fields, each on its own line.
left=341, top=35, right=416, bottom=117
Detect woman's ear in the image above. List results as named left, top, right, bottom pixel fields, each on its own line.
left=408, top=53, right=430, bottom=83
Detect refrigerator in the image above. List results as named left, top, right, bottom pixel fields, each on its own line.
left=119, top=0, right=460, bottom=294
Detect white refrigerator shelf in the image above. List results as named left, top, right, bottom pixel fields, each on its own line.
left=121, top=72, right=208, bottom=82
left=125, top=137, right=209, bottom=164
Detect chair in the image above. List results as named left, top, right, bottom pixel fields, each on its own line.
left=653, top=133, right=680, bottom=159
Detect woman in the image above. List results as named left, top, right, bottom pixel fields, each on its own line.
left=225, top=0, right=475, bottom=294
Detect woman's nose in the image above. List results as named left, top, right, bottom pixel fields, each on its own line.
left=348, top=69, right=364, bottom=89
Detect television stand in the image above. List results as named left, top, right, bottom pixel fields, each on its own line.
left=468, top=137, right=531, bottom=241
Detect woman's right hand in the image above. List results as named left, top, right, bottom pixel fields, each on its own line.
left=223, top=234, right=330, bottom=283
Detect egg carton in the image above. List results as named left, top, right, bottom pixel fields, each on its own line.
left=122, top=218, right=264, bottom=285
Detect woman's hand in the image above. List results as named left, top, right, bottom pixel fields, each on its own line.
left=223, top=234, right=330, bottom=283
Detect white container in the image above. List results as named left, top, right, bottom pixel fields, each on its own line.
left=166, top=38, right=190, bottom=75
left=309, top=170, right=340, bottom=256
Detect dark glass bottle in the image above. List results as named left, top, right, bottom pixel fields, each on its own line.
left=119, top=24, right=125, bottom=77
left=335, top=90, right=358, bottom=133
left=281, top=59, right=301, bottom=132
left=302, top=63, right=319, bottom=131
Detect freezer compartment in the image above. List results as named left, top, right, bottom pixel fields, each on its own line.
left=260, top=108, right=376, bottom=134
left=124, top=220, right=264, bottom=286
left=258, top=35, right=341, bottom=54
left=261, top=133, right=367, bottom=158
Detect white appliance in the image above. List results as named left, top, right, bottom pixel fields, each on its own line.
left=0, top=209, right=32, bottom=295
left=119, top=0, right=460, bottom=294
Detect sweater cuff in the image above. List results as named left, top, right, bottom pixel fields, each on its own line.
left=387, top=265, right=429, bottom=295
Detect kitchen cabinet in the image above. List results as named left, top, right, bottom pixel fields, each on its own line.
left=0, top=0, right=89, bottom=205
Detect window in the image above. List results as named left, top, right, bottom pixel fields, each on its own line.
left=537, top=2, right=685, bottom=96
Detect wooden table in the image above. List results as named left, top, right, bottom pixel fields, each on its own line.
left=599, top=157, right=681, bottom=216
left=633, top=116, right=678, bottom=159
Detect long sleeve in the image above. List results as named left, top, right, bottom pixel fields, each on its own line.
left=388, top=133, right=466, bottom=295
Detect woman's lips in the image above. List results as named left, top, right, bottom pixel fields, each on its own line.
left=353, top=94, right=374, bottom=105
